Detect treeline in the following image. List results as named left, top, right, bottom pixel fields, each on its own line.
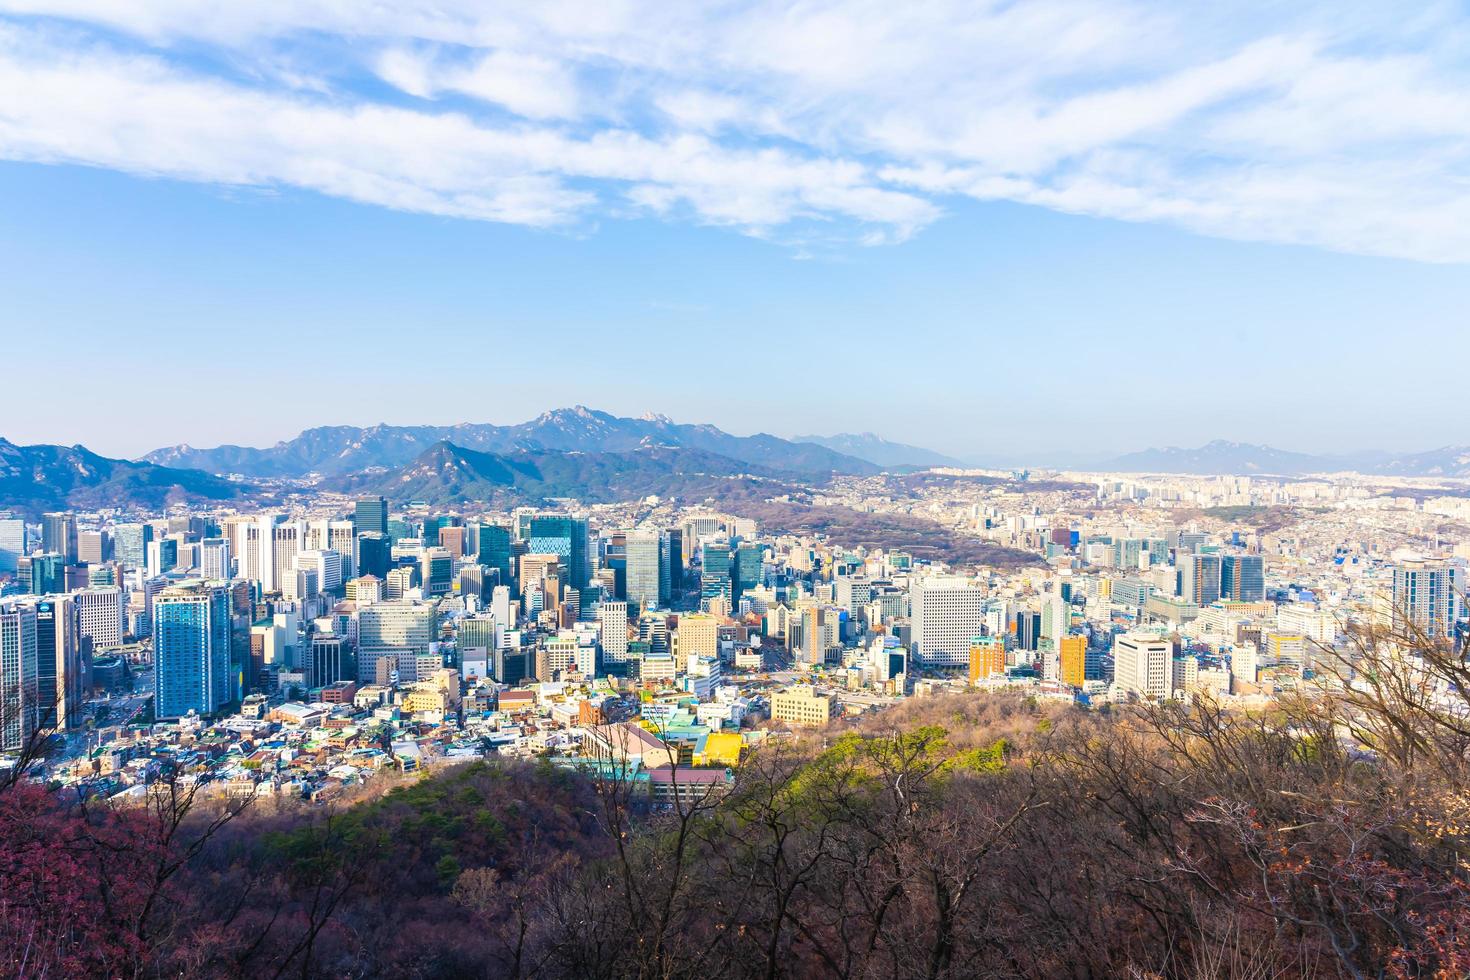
left=5, top=624, right=1470, bottom=977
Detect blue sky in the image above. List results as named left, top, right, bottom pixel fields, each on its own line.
left=2, top=2, right=1470, bottom=461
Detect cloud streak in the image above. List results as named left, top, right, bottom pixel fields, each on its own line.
left=3, top=2, right=1470, bottom=260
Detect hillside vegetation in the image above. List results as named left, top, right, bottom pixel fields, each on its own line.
left=4, top=622, right=1470, bottom=978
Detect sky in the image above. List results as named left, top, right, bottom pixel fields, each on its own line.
left=2, top=1, right=1470, bottom=462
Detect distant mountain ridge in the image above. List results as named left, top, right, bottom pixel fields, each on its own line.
left=145, top=407, right=878, bottom=479
left=794, top=432, right=963, bottom=469
left=330, top=441, right=793, bottom=507
left=0, top=438, right=249, bottom=516
left=1103, top=440, right=1327, bottom=475
left=1100, top=440, right=1470, bottom=477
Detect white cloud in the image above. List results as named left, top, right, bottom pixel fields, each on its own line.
left=376, top=46, right=581, bottom=120
left=4, top=2, right=1470, bottom=260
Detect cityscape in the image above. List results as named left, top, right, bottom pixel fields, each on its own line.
left=5, top=1, right=1470, bottom=977
left=2, top=414, right=1469, bottom=975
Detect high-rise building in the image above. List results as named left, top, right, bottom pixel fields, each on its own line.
left=1014, top=611, right=1042, bottom=652
left=1220, top=554, right=1265, bottom=602
left=598, top=601, right=629, bottom=664
left=29, top=554, right=65, bottom=596
left=701, top=541, right=732, bottom=606
left=112, top=522, right=153, bottom=570
left=296, top=550, right=344, bottom=595
left=472, top=523, right=513, bottom=590
left=529, top=515, right=590, bottom=590
left=626, top=530, right=663, bottom=610
left=1112, top=633, right=1174, bottom=699
left=968, top=635, right=1006, bottom=682
left=270, top=521, right=302, bottom=594
left=354, top=497, right=389, bottom=537
left=911, top=578, right=986, bottom=668
left=200, top=537, right=232, bottom=581
left=0, top=518, right=26, bottom=574
left=31, top=595, right=84, bottom=731
left=1392, top=558, right=1461, bottom=640
left=733, top=542, right=764, bottom=601
left=357, top=532, right=391, bottom=578
left=306, top=634, right=351, bottom=689
left=664, top=528, right=684, bottom=597
left=42, top=513, right=77, bottom=564
left=153, top=581, right=233, bottom=719
left=1058, top=634, right=1087, bottom=688
left=77, top=529, right=110, bottom=565
left=677, top=612, right=720, bottom=663
left=146, top=538, right=179, bottom=579
left=0, top=602, right=39, bottom=750
left=438, top=525, right=467, bottom=560
left=1178, top=553, right=1223, bottom=606
left=76, top=586, right=126, bottom=653
left=420, top=547, right=453, bottom=597
left=357, top=602, right=435, bottom=680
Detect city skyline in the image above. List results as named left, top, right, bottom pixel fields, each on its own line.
left=4, top=2, right=1470, bottom=457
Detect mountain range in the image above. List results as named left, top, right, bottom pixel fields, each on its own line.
left=145, top=407, right=880, bottom=479
left=1097, top=440, right=1470, bottom=477
left=331, top=442, right=793, bottom=507
left=0, top=438, right=249, bottom=517
left=793, top=432, right=964, bottom=469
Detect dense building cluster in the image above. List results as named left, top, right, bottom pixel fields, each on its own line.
left=0, top=464, right=1464, bottom=803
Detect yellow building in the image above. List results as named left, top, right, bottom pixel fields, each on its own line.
left=968, top=636, right=1006, bottom=683
left=696, top=731, right=744, bottom=768
left=1059, top=635, right=1087, bottom=688
left=401, top=687, right=448, bottom=714
left=771, top=685, right=832, bottom=728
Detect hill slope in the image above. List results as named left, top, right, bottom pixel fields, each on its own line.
left=332, top=441, right=795, bottom=506
left=0, top=439, right=250, bottom=516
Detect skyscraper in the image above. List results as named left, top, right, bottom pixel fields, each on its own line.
left=626, top=530, right=662, bottom=610
left=154, top=582, right=233, bottom=719
left=32, top=595, right=84, bottom=731
left=1392, top=558, right=1461, bottom=640
left=473, top=523, right=513, bottom=592
left=911, top=577, right=987, bottom=668
left=357, top=532, right=391, bottom=578
left=1220, top=554, right=1265, bottom=602
left=701, top=541, right=732, bottom=606
left=968, top=635, right=1006, bottom=681
left=307, top=634, right=351, bottom=689
left=41, top=512, right=77, bottom=564
left=1112, top=633, right=1174, bottom=699
left=0, top=518, right=26, bottom=574
left=112, top=525, right=152, bottom=570
left=354, top=496, right=389, bottom=537
left=0, top=602, right=39, bottom=750
left=200, top=537, right=232, bottom=580
left=1059, top=634, right=1087, bottom=688
left=529, top=515, right=590, bottom=590
left=598, top=600, right=629, bottom=664
left=76, top=586, right=126, bottom=653
left=733, top=541, right=764, bottom=601
left=420, top=547, right=453, bottom=597
left=77, top=529, right=110, bottom=565
left=1178, top=553, right=1222, bottom=606
left=29, top=554, right=65, bottom=595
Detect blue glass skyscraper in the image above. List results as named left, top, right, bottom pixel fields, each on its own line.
left=154, top=582, right=232, bottom=719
